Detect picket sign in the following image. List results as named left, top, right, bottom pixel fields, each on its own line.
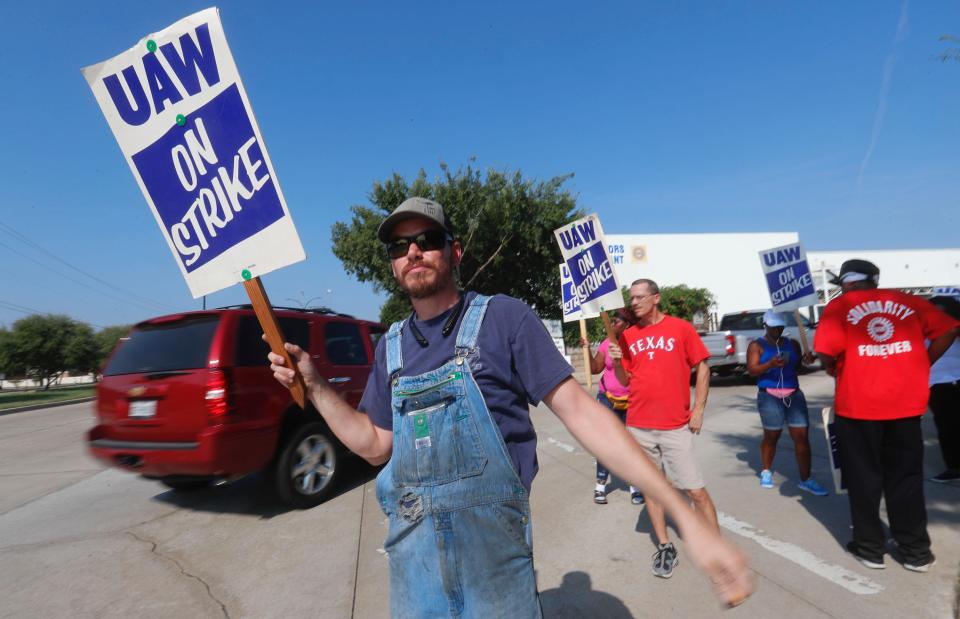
left=82, top=8, right=306, bottom=406
left=821, top=407, right=847, bottom=495
left=933, top=286, right=960, bottom=299
left=555, top=216, right=624, bottom=389
left=559, top=263, right=594, bottom=388
left=759, top=242, right=818, bottom=356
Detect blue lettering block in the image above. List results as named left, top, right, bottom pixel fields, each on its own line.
left=132, top=84, right=284, bottom=272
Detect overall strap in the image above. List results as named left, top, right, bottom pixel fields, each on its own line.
left=455, top=295, right=492, bottom=351
left=385, top=320, right=405, bottom=376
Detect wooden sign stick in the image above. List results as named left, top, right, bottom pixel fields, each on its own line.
left=599, top=311, right=618, bottom=344
left=579, top=318, right=592, bottom=390
left=793, top=309, right=811, bottom=358
left=244, top=276, right=307, bottom=409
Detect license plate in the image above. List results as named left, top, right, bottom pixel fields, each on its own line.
left=129, top=400, right=157, bottom=419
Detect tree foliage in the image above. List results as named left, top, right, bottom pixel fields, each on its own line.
left=1, top=315, right=77, bottom=389
left=331, top=163, right=582, bottom=324
left=94, top=325, right=132, bottom=366
left=658, top=285, right=715, bottom=323
left=0, top=316, right=131, bottom=388
left=0, top=327, right=17, bottom=379
left=64, top=322, right=100, bottom=376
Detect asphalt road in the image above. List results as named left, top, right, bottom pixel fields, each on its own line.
left=0, top=375, right=957, bottom=618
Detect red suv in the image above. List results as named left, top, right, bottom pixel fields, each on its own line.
left=88, top=305, right=384, bottom=508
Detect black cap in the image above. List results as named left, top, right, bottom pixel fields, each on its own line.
left=828, top=259, right=880, bottom=285
left=377, top=197, right=454, bottom=243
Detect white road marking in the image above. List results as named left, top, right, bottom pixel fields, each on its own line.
left=718, top=512, right=884, bottom=596
left=546, top=437, right=576, bottom=453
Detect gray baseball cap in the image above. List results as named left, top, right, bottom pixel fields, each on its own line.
left=377, top=197, right=454, bottom=243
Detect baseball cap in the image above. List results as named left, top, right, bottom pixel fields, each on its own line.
left=377, top=197, right=454, bottom=243
left=763, top=310, right=787, bottom=328
left=827, top=259, right=880, bottom=285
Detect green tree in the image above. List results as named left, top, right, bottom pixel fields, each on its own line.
left=331, top=163, right=582, bottom=324
left=658, top=284, right=715, bottom=323
left=0, top=327, right=19, bottom=385
left=3, top=314, right=77, bottom=389
left=64, top=322, right=100, bottom=377
left=94, top=325, right=131, bottom=370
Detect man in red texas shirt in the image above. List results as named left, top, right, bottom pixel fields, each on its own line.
left=613, top=278, right=715, bottom=580
left=814, top=259, right=958, bottom=572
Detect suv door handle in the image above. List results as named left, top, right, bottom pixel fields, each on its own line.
left=328, top=377, right=352, bottom=384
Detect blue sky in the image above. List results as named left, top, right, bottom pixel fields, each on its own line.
left=0, top=1, right=957, bottom=329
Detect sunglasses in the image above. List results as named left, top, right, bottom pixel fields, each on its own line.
left=385, top=229, right=452, bottom=259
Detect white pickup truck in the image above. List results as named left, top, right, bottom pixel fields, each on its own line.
left=699, top=310, right=817, bottom=377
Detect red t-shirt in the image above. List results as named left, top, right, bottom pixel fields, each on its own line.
left=619, top=315, right=709, bottom=430
left=813, top=289, right=959, bottom=421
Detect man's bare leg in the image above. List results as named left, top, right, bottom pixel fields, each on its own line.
left=686, top=487, right=719, bottom=533
left=646, top=497, right=672, bottom=545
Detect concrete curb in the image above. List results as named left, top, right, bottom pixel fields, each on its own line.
left=0, top=397, right=96, bottom=417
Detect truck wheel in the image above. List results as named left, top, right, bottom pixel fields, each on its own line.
left=273, top=421, right=339, bottom=508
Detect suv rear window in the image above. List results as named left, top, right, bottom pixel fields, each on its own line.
left=325, top=322, right=368, bottom=365
left=104, top=315, right=220, bottom=376
left=234, top=316, right=310, bottom=367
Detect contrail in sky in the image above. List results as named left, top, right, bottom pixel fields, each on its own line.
left=858, top=0, right=910, bottom=189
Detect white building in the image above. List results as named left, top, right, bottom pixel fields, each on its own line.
left=605, top=233, right=960, bottom=326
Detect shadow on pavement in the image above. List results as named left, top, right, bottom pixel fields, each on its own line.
left=712, top=395, right=960, bottom=549
left=706, top=385, right=852, bottom=544
left=540, top=571, right=635, bottom=618
left=149, top=456, right=383, bottom=519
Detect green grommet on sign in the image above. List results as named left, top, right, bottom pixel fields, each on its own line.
left=241, top=269, right=252, bottom=280
left=175, top=114, right=186, bottom=126
left=146, top=39, right=157, bottom=53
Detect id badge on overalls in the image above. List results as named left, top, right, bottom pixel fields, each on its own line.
left=414, top=413, right=431, bottom=449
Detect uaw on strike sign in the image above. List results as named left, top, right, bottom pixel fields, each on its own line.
left=555, top=215, right=623, bottom=318
left=758, top=242, right=818, bottom=312
left=559, top=263, right=587, bottom=321
left=82, top=8, right=305, bottom=298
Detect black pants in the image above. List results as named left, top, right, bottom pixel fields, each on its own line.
left=929, top=382, right=960, bottom=470
left=835, top=415, right=931, bottom=564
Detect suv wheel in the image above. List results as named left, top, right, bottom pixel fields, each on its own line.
left=273, top=422, right=339, bottom=508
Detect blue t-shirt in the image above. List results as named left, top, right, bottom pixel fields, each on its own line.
left=358, top=292, right=574, bottom=490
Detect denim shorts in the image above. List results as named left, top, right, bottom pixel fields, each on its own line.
left=757, top=389, right=809, bottom=430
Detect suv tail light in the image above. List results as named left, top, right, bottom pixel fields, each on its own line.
left=205, top=369, right=232, bottom=420
left=724, top=335, right=736, bottom=356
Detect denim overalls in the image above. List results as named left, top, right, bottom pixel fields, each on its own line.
left=374, top=295, right=542, bottom=618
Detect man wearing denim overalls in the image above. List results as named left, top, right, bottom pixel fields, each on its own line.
left=269, top=198, right=753, bottom=617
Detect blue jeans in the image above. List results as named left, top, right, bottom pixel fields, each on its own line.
left=596, top=392, right=628, bottom=481
left=757, top=389, right=809, bottom=430
left=376, top=296, right=541, bottom=618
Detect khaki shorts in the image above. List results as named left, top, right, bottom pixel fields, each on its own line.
left=627, top=425, right=705, bottom=490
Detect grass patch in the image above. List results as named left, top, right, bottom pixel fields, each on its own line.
left=0, top=385, right=96, bottom=411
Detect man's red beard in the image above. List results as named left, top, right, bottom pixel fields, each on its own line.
left=398, top=257, right=453, bottom=299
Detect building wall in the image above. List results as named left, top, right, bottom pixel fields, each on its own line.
left=605, top=232, right=799, bottom=318
left=808, top=249, right=960, bottom=292
left=604, top=233, right=960, bottom=322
